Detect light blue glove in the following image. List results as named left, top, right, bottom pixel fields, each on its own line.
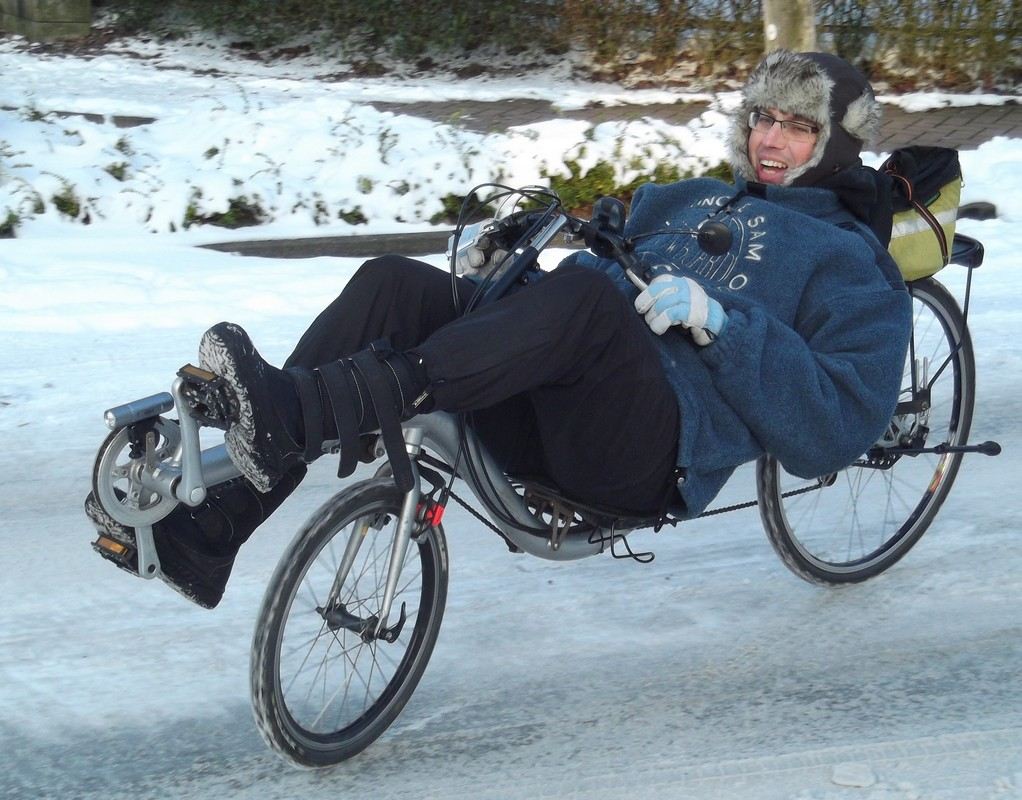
left=634, top=274, right=728, bottom=345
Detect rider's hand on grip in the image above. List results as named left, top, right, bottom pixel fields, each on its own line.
left=634, top=273, right=728, bottom=345
left=447, top=218, right=507, bottom=277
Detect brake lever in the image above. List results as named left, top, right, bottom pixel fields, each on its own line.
left=603, top=234, right=648, bottom=291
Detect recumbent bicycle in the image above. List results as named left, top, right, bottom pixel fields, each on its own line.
left=89, top=185, right=1000, bottom=767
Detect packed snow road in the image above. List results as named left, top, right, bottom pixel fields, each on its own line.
left=1, top=233, right=1019, bottom=796
left=4, top=451, right=1020, bottom=800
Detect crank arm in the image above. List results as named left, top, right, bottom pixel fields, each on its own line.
left=129, top=376, right=240, bottom=507
left=135, top=524, right=161, bottom=579
left=171, top=376, right=209, bottom=506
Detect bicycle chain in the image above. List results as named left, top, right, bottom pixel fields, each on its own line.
left=449, top=478, right=823, bottom=536
left=697, top=480, right=823, bottom=518
left=447, top=487, right=520, bottom=547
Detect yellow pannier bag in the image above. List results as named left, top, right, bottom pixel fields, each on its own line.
left=882, top=147, right=963, bottom=282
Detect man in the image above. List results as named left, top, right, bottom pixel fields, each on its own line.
left=86, top=50, right=911, bottom=609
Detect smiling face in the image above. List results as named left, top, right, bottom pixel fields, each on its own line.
left=748, top=107, right=819, bottom=185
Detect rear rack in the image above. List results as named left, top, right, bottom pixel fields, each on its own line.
left=951, top=233, right=984, bottom=269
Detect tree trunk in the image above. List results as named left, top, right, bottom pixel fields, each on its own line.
left=762, top=0, right=816, bottom=52
left=0, top=0, right=91, bottom=40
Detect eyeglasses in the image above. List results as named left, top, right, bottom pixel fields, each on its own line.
left=748, top=110, right=819, bottom=143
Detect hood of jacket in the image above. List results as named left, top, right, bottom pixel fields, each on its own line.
left=728, top=50, right=883, bottom=188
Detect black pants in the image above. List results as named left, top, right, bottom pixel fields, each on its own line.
left=285, top=256, right=680, bottom=515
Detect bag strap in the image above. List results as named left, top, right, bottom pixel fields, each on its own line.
left=887, top=172, right=951, bottom=266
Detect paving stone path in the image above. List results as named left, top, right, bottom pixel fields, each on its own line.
left=370, top=98, right=1021, bottom=151
left=52, top=98, right=1019, bottom=152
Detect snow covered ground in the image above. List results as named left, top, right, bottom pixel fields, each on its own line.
left=1, top=34, right=1020, bottom=800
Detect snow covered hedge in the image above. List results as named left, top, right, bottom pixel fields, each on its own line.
left=0, top=99, right=731, bottom=236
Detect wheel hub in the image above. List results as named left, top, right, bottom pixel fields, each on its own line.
left=317, top=599, right=408, bottom=643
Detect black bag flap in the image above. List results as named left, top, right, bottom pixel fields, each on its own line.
left=882, top=146, right=961, bottom=211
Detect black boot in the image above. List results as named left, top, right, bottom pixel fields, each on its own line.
left=196, top=322, right=306, bottom=493
left=87, top=463, right=306, bottom=609
left=198, top=321, right=427, bottom=493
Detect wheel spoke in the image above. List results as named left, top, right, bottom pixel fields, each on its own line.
left=281, top=619, right=332, bottom=697
left=309, top=639, right=367, bottom=730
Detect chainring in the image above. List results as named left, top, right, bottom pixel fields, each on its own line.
left=92, top=417, right=182, bottom=527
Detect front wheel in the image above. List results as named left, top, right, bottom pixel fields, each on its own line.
left=251, top=479, right=448, bottom=767
left=757, top=277, right=975, bottom=584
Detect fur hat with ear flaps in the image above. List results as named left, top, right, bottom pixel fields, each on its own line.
left=728, top=50, right=883, bottom=187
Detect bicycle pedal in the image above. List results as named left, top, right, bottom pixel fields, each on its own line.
left=179, top=363, right=217, bottom=383
left=92, top=534, right=140, bottom=575
left=177, top=363, right=236, bottom=429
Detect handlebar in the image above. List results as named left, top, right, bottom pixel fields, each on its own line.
left=474, top=197, right=646, bottom=305
left=464, top=190, right=733, bottom=306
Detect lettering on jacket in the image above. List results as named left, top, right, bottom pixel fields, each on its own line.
left=654, top=198, right=768, bottom=291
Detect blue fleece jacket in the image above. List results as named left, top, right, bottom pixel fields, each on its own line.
left=561, top=177, right=912, bottom=517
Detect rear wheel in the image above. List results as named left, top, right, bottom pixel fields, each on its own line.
left=757, top=277, right=974, bottom=584
left=251, top=479, right=448, bottom=766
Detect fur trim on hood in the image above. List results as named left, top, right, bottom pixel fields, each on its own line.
left=728, top=50, right=882, bottom=187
